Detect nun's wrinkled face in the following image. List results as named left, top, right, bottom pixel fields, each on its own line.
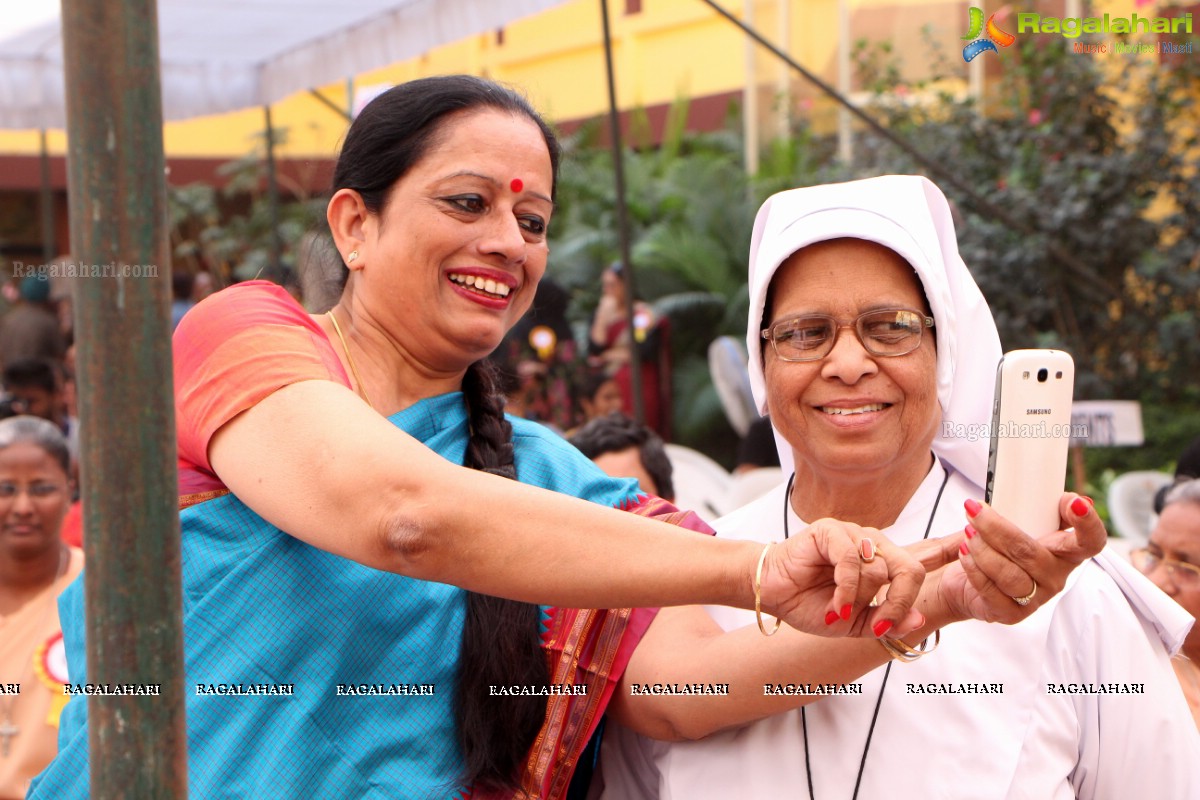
left=763, top=238, right=940, bottom=482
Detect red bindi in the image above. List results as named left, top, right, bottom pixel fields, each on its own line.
left=509, top=178, right=524, bottom=193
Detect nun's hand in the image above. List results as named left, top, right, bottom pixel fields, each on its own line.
left=935, top=494, right=1106, bottom=624
left=758, top=519, right=927, bottom=639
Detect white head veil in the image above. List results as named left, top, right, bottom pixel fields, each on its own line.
left=745, top=175, right=1002, bottom=488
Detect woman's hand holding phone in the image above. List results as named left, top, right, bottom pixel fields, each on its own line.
left=929, top=494, right=1108, bottom=625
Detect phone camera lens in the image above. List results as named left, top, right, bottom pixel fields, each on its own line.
left=1037, top=368, right=1048, bottom=383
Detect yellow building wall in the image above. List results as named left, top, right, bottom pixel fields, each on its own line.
left=0, top=0, right=1185, bottom=163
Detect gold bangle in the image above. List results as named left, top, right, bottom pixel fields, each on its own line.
left=877, top=628, right=941, bottom=662
left=755, top=543, right=782, bottom=637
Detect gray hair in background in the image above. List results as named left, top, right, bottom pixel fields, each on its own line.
left=0, top=415, right=70, bottom=475
left=1163, top=478, right=1200, bottom=509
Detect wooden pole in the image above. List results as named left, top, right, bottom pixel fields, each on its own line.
left=61, top=0, right=187, bottom=794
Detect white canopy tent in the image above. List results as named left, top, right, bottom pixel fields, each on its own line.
left=0, top=0, right=568, bottom=129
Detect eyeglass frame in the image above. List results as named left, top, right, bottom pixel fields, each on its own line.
left=1130, top=547, right=1200, bottom=586
left=761, top=307, right=935, bottom=363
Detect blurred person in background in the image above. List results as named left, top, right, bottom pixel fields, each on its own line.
left=571, top=413, right=674, bottom=502
left=170, top=272, right=196, bottom=330
left=493, top=277, right=581, bottom=432
left=734, top=415, right=781, bottom=474
left=0, top=417, right=82, bottom=799
left=173, top=270, right=217, bottom=331
left=1154, top=436, right=1200, bottom=515
left=57, top=349, right=76, bottom=426
left=1135, top=478, right=1200, bottom=727
left=565, top=369, right=624, bottom=438
left=1, top=361, right=77, bottom=466
left=587, top=263, right=670, bottom=438
left=0, top=279, right=64, bottom=372
left=192, top=270, right=215, bottom=304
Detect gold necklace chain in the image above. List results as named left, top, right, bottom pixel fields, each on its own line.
left=327, top=311, right=375, bottom=411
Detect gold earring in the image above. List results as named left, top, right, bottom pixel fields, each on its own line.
left=347, top=250, right=359, bottom=264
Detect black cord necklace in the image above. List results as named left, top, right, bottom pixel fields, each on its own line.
left=782, top=466, right=951, bottom=800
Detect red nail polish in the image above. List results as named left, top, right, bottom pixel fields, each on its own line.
left=840, top=603, right=852, bottom=621
left=965, top=524, right=977, bottom=539
left=965, top=499, right=982, bottom=517
left=825, top=610, right=840, bottom=626
left=873, top=619, right=893, bottom=637
left=959, top=542, right=970, bottom=556
left=1071, top=497, right=1089, bottom=516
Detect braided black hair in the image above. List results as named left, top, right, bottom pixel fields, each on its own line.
left=456, top=360, right=549, bottom=792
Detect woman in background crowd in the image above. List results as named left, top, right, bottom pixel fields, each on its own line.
left=1137, top=478, right=1200, bottom=727
left=587, top=263, right=671, bottom=438
left=0, top=417, right=81, bottom=799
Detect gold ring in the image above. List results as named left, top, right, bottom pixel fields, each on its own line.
left=1011, top=579, right=1037, bottom=607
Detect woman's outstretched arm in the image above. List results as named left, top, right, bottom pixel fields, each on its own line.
left=208, top=378, right=922, bottom=633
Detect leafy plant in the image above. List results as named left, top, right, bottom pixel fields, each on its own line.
left=168, top=126, right=326, bottom=289
left=549, top=103, right=764, bottom=463
left=838, top=19, right=1200, bottom=476
left=846, top=24, right=1200, bottom=408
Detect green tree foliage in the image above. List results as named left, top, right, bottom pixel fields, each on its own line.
left=852, top=29, right=1200, bottom=408
left=169, top=127, right=326, bottom=289
left=550, top=31, right=1200, bottom=469
left=848, top=25, right=1200, bottom=474
left=549, top=107, right=766, bottom=460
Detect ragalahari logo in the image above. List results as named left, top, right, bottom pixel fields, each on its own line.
left=963, top=7, right=1016, bottom=61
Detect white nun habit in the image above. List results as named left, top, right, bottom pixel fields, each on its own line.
left=593, top=176, right=1200, bottom=800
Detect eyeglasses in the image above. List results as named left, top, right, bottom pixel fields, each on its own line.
left=0, top=482, right=66, bottom=499
left=1131, top=548, right=1200, bottom=588
left=762, top=308, right=935, bottom=362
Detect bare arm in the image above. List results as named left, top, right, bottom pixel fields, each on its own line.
left=588, top=295, right=620, bottom=349
left=207, top=379, right=922, bottom=629
left=208, top=379, right=758, bottom=610
left=612, top=595, right=954, bottom=741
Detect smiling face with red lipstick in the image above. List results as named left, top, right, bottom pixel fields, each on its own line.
left=763, top=238, right=940, bottom=525
left=357, top=108, right=554, bottom=370
left=323, top=95, right=560, bottom=414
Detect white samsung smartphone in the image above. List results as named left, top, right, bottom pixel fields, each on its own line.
left=984, top=349, right=1076, bottom=536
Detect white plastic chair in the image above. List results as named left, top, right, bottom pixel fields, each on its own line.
left=1106, top=470, right=1173, bottom=546
left=728, top=467, right=786, bottom=508
left=664, top=443, right=733, bottom=523
left=708, top=336, right=757, bottom=438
